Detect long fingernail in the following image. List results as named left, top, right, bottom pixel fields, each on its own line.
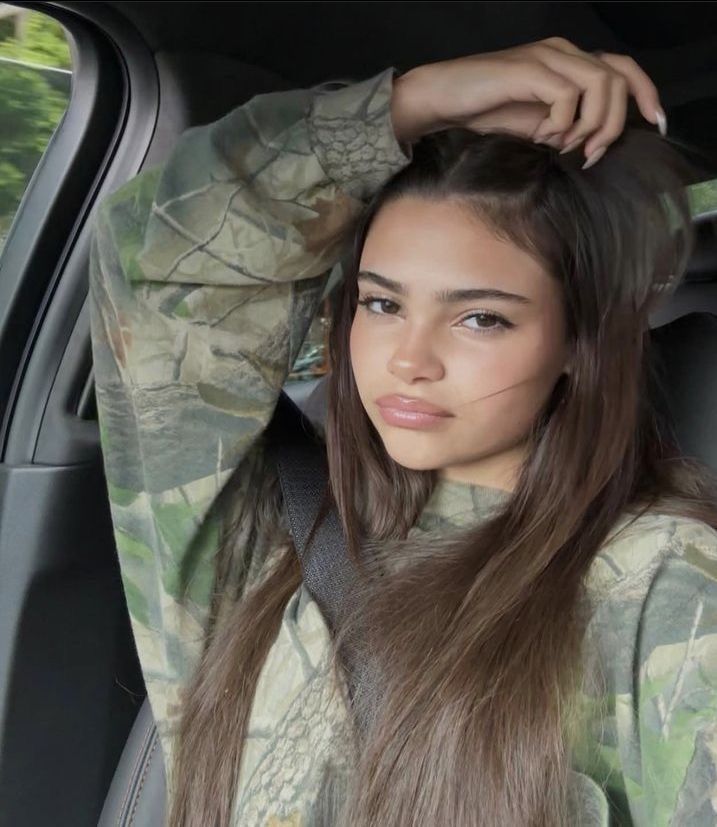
left=560, top=137, right=583, bottom=155
left=543, top=134, right=564, bottom=149
left=535, top=132, right=560, bottom=146
left=582, top=146, right=606, bottom=170
left=655, top=107, right=667, bottom=137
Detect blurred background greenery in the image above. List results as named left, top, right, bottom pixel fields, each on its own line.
left=0, top=5, right=71, bottom=252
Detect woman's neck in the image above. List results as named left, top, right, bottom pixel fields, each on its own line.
left=414, top=474, right=513, bottom=533
left=435, top=438, right=526, bottom=493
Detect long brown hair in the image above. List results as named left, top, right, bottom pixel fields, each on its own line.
left=169, top=120, right=717, bottom=826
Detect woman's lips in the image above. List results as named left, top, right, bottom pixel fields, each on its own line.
left=375, top=395, right=454, bottom=430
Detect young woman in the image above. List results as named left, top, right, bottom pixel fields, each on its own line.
left=88, top=38, right=717, bottom=826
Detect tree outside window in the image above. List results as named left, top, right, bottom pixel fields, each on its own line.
left=0, top=5, right=71, bottom=254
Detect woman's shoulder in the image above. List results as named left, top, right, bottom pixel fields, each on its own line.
left=578, top=508, right=717, bottom=827
left=589, top=507, right=717, bottom=592
left=581, top=507, right=717, bottom=728
left=583, top=507, right=717, bottom=654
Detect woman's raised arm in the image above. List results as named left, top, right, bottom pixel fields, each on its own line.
left=88, top=66, right=412, bottom=746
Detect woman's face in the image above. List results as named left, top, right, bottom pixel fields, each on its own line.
left=350, top=196, right=572, bottom=492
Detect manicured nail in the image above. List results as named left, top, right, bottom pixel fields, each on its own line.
left=582, top=146, right=606, bottom=170
left=655, top=107, right=667, bottom=137
left=543, top=134, right=564, bottom=149
left=560, top=137, right=583, bottom=155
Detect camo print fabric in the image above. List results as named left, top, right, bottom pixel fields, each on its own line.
left=88, top=66, right=717, bottom=826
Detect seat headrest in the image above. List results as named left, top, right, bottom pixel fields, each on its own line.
left=650, top=311, right=717, bottom=476
left=685, top=216, right=717, bottom=282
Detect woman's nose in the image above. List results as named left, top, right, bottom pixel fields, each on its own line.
left=387, top=328, right=445, bottom=383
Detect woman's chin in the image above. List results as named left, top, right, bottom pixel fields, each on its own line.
left=369, top=417, right=458, bottom=470
left=380, top=441, right=447, bottom=472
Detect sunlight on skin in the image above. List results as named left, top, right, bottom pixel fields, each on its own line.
left=349, top=196, right=573, bottom=492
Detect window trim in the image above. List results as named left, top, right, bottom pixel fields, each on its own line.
left=1, top=1, right=159, bottom=465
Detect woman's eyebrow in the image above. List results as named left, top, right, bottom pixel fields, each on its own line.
left=357, top=270, right=532, bottom=305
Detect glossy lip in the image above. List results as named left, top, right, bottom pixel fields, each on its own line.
left=375, top=394, right=453, bottom=416
left=375, top=394, right=454, bottom=430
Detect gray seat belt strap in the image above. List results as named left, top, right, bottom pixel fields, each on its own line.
left=265, top=391, right=373, bottom=732
left=265, top=391, right=357, bottom=628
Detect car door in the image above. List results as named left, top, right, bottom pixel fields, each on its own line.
left=0, top=4, right=331, bottom=824
left=0, top=4, right=157, bottom=824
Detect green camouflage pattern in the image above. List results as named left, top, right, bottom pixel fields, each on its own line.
left=88, top=66, right=717, bottom=825
left=576, top=511, right=717, bottom=825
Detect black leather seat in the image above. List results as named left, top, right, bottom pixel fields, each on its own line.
left=97, top=695, right=166, bottom=826
left=651, top=312, right=717, bottom=474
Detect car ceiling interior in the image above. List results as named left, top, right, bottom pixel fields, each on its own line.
left=1, top=2, right=717, bottom=825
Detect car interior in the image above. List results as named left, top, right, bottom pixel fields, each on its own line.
left=1, top=2, right=717, bottom=825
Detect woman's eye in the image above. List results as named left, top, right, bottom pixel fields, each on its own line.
left=460, top=311, right=512, bottom=334
left=357, top=297, right=513, bottom=336
left=357, top=296, right=399, bottom=315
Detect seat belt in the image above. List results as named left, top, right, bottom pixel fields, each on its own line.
left=265, top=390, right=357, bottom=628
left=264, top=390, right=372, bottom=729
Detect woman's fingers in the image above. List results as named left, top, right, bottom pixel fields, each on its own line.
left=528, top=43, right=612, bottom=144
left=462, top=101, right=551, bottom=139
left=526, top=39, right=665, bottom=160
left=595, top=51, right=666, bottom=134
left=504, top=58, right=583, bottom=141
left=404, top=37, right=666, bottom=158
left=577, top=73, right=629, bottom=158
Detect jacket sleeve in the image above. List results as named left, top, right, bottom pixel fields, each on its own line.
left=87, top=66, right=412, bottom=754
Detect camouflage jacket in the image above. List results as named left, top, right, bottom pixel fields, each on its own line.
left=88, top=66, right=717, bottom=826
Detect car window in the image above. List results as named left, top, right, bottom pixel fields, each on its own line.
left=0, top=4, right=72, bottom=256
left=287, top=261, right=345, bottom=384
left=288, top=294, right=333, bottom=383
left=688, top=177, right=717, bottom=219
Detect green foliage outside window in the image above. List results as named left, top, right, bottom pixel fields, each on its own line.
left=0, top=7, right=71, bottom=250
left=0, top=8, right=71, bottom=68
left=688, top=178, right=717, bottom=218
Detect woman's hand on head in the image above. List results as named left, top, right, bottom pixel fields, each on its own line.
left=390, top=37, right=666, bottom=165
